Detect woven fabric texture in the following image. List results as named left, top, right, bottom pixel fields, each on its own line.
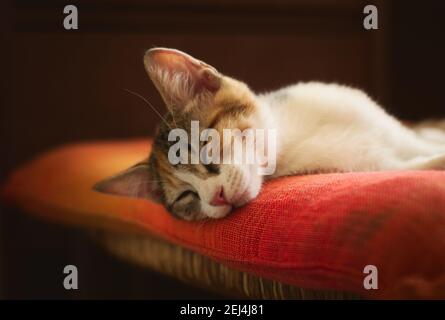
left=2, top=140, right=445, bottom=299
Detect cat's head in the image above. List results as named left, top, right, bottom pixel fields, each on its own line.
left=94, top=48, right=265, bottom=220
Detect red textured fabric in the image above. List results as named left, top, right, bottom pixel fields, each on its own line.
left=2, top=139, right=445, bottom=299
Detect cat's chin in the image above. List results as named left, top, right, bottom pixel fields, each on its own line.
left=232, top=171, right=263, bottom=208
left=201, top=203, right=233, bottom=219
left=232, top=182, right=262, bottom=208
left=219, top=165, right=263, bottom=209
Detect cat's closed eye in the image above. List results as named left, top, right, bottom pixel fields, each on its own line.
left=169, top=189, right=202, bottom=220
left=175, top=190, right=199, bottom=203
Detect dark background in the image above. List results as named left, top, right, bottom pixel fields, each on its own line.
left=0, top=0, right=444, bottom=299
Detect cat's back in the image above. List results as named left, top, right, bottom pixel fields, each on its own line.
left=259, top=81, right=388, bottom=125
left=260, top=82, right=374, bottom=110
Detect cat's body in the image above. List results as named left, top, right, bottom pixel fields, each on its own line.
left=258, top=82, right=445, bottom=177
left=95, top=48, right=445, bottom=220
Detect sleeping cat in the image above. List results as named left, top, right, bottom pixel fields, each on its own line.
left=94, top=48, right=445, bottom=221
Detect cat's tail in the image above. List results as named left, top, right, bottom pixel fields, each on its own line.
left=410, top=119, right=445, bottom=144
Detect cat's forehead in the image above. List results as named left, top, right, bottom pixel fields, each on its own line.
left=155, top=110, right=210, bottom=140
left=159, top=80, right=257, bottom=130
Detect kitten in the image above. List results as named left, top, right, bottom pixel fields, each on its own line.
left=94, top=48, right=445, bottom=221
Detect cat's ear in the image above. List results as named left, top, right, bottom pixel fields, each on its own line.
left=144, top=48, right=222, bottom=109
left=93, top=161, right=162, bottom=203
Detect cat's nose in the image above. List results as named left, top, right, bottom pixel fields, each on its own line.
left=210, top=186, right=229, bottom=206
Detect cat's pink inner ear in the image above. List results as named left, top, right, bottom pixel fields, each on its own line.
left=144, top=48, right=221, bottom=105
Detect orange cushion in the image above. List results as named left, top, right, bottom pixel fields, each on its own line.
left=2, top=139, right=445, bottom=299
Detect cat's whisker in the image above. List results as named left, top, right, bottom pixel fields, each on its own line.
left=123, top=88, right=172, bottom=130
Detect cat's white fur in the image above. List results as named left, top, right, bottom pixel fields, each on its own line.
left=258, top=82, right=445, bottom=177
